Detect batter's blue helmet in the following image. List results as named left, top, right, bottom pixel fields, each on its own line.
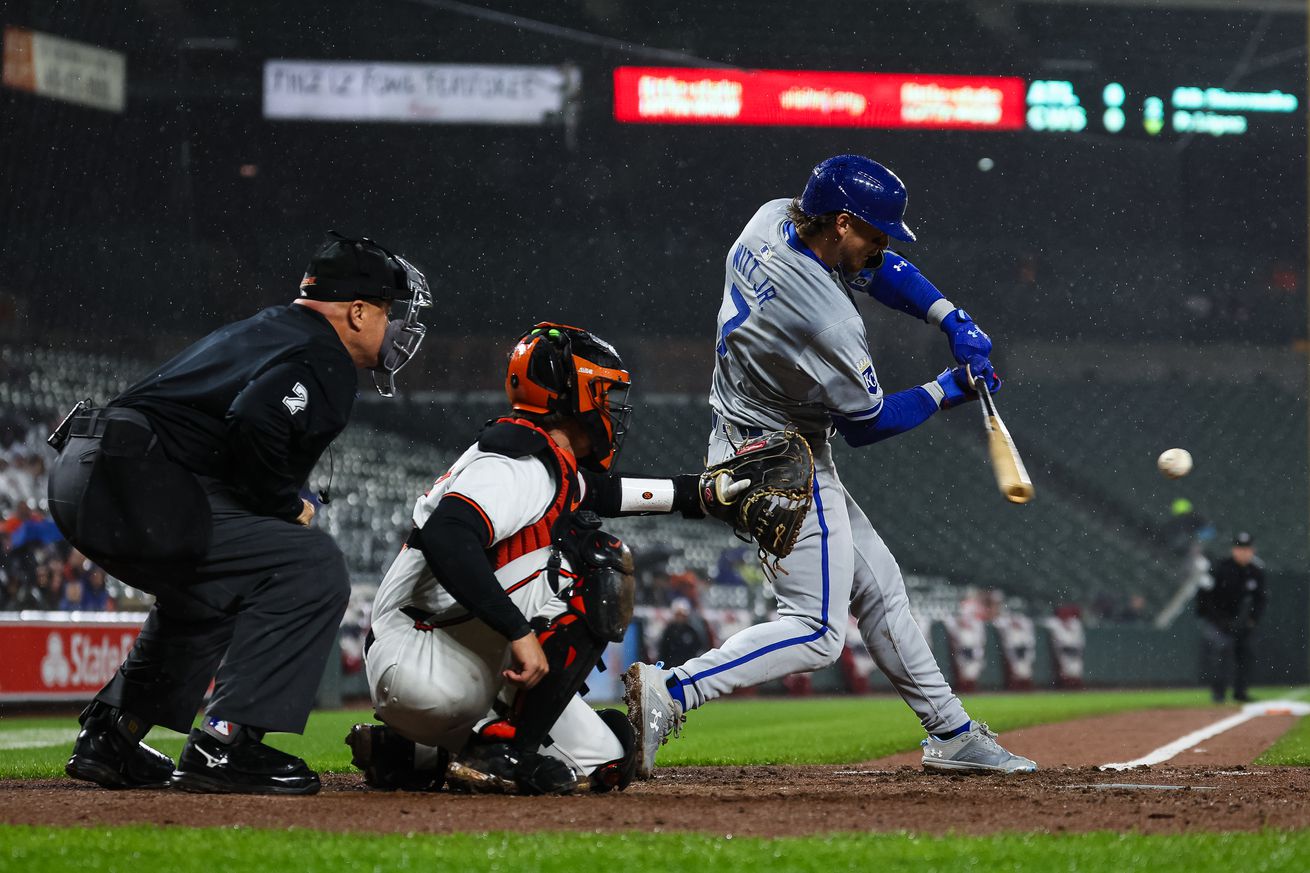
left=799, top=155, right=917, bottom=243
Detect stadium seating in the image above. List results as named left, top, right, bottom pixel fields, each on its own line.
left=5, top=345, right=1302, bottom=618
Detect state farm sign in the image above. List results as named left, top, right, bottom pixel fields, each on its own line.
left=0, top=616, right=146, bottom=701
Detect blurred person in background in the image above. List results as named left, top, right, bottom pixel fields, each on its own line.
left=58, top=573, right=85, bottom=612
left=1, top=567, right=39, bottom=611
left=31, top=561, right=62, bottom=610
left=657, top=598, right=707, bottom=670
left=47, top=232, right=432, bottom=795
left=76, top=565, right=114, bottom=612
left=1155, top=498, right=1217, bottom=628
left=1197, top=532, right=1266, bottom=703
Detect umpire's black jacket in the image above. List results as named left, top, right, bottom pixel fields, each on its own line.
left=111, top=303, right=356, bottom=519
left=1197, top=557, right=1267, bottom=631
left=47, top=302, right=359, bottom=734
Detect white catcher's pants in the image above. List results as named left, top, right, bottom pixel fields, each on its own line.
left=364, top=551, right=623, bottom=777
left=669, top=432, right=969, bottom=735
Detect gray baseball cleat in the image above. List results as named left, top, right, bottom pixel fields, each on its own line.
left=920, top=722, right=1037, bottom=774
left=622, top=662, right=684, bottom=779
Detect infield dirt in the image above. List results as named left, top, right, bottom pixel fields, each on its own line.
left=3, top=707, right=1308, bottom=836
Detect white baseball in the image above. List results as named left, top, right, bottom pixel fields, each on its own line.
left=1157, top=448, right=1193, bottom=479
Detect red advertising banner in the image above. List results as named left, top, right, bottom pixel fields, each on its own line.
left=614, top=66, right=1025, bottom=130
left=0, top=615, right=146, bottom=701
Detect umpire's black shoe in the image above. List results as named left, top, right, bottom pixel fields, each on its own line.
left=65, top=702, right=174, bottom=790
left=446, top=741, right=577, bottom=795
left=172, top=729, right=320, bottom=795
left=345, top=723, right=448, bottom=791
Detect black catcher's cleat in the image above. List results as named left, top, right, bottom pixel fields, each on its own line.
left=65, top=701, right=174, bottom=790
left=172, top=728, right=319, bottom=795
left=345, top=723, right=447, bottom=791
left=445, top=740, right=577, bottom=795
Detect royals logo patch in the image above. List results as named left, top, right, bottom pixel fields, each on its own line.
left=861, top=365, right=878, bottom=394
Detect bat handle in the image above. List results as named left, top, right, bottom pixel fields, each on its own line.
left=967, top=364, right=996, bottom=419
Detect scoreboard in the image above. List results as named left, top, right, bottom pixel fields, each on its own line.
left=1023, top=76, right=1299, bottom=139
left=614, top=66, right=1301, bottom=141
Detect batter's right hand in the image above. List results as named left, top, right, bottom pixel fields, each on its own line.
left=296, top=498, right=316, bottom=526
left=504, top=633, right=549, bottom=689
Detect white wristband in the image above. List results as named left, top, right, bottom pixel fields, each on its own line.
left=620, top=478, right=676, bottom=513
left=926, top=298, right=956, bottom=326
left=921, top=380, right=946, bottom=408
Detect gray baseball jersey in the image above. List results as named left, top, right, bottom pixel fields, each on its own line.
left=710, top=198, right=883, bottom=433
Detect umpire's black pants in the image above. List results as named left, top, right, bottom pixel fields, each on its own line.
left=1199, top=618, right=1253, bottom=702
left=48, top=427, right=350, bottom=735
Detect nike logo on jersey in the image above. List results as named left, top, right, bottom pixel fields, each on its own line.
left=282, top=382, right=308, bottom=415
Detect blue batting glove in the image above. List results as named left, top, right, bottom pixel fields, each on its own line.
left=940, top=308, right=993, bottom=367
left=934, top=366, right=1002, bottom=410
left=966, top=355, right=999, bottom=393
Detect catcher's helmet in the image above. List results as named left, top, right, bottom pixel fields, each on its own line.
left=506, top=323, right=632, bottom=472
left=798, top=154, right=916, bottom=243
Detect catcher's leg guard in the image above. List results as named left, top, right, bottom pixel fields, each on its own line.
left=493, top=529, right=635, bottom=754
left=586, top=708, right=638, bottom=793
left=345, top=723, right=449, bottom=791
left=446, top=737, right=578, bottom=795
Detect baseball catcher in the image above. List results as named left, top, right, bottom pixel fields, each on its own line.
left=347, top=322, right=750, bottom=795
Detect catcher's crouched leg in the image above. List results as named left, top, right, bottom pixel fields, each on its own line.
left=583, top=708, right=638, bottom=793
left=345, top=722, right=449, bottom=791
left=447, top=529, right=636, bottom=795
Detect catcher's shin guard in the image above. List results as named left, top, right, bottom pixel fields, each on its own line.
left=495, top=529, right=636, bottom=753
left=585, top=708, right=638, bottom=793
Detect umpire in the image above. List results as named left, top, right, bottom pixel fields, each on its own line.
left=1197, top=531, right=1267, bottom=703
left=48, top=232, right=432, bottom=795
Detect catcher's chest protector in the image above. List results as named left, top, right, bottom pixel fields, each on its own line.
left=477, top=418, right=581, bottom=571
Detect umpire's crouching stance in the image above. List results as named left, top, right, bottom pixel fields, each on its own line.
left=47, top=232, right=432, bottom=795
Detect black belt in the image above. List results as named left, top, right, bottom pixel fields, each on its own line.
left=401, top=604, right=472, bottom=630
left=364, top=605, right=465, bottom=657
left=710, top=412, right=827, bottom=448
left=64, top=408, right=159, bottom=456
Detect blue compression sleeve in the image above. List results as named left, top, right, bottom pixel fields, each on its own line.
left=860, top=252, right=946, bottom=321
left=832, top=386, right=940, bottom=447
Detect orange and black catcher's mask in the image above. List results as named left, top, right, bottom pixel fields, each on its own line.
left=506, top=322, right=632, bottom=472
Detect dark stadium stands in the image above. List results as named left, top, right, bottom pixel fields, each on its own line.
left=5, top=343, right=1304, bottom=618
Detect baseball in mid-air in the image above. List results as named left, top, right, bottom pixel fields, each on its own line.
left=1157, top=447, right=1193, bottom=479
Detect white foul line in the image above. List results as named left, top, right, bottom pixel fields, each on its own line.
left=1100, top=700, right=1310, bottom=771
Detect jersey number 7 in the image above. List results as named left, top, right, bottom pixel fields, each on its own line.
left=715, top=284, right=751, bottom=358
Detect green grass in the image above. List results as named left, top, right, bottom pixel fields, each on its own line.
left=1254, top=687, right=1310, bottom=766
left=3, top=686, right=1303, bottom=778
left=3, top=826, right=1310, bottom=873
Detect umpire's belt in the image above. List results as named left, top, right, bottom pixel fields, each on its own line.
left=68, top=407, right=160, bottom=457
left=711, top=412, right=827, bottom=448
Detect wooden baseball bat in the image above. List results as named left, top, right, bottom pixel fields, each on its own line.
left=972, top=372, right=1034, bottom=504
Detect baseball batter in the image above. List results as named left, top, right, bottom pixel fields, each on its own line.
left=625, top=154, right=1037, bottom=776
left=349, top=323, right=733, bottom=794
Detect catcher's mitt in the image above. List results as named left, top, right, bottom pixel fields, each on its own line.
left=700, top=429, right=815, bottom=566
